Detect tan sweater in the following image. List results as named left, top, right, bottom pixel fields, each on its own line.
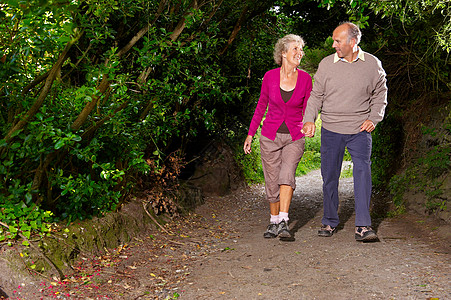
left=303, top=51, right=388, bottom=134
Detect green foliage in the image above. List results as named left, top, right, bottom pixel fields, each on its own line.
left=1, top=4, right=226, bottom=200
left=371, top=111, right=404, bottom=188
left=0, top=202, right=53, bottom=246
left=388, top=123, right=450, bottom=213
left=235, top=129, right=265, bottom=184
left=368, top=0, right=451, bottom=53
left=165, top=292, right=180, bottom=300
left=53, top=170, right=123, bottom=221
left=321, top=0, right=450, bottom=91
left=340, top=164, right=353, bottom=179
left=302, top=37, right=335, bottom=75
left=1, top=0, right=283, bottom=232
left=320, top=0, right=450, bottom=54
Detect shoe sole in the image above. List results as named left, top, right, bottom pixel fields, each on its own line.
left=318, top=229, right=335, bottom=237
left=318, top=233, right=333, bottom=237
left=355, top=232, right=378, bottom=242
left=278, top=230, right=291, bottom=239
left=263, top=233, right=278, bottom=239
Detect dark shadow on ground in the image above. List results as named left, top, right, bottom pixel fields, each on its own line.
left=0, top=287, right=9, bottom=299
left=336, top=196, right=355, bottom=231
left=370, top=190, right=394, bottom=231
left=284, top=191, right=323, bottom=241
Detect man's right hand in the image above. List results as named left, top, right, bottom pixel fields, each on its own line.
left=301, top=122, right=316, bottom=137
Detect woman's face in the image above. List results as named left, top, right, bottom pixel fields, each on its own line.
left=283, top=41, right=303, bottom=66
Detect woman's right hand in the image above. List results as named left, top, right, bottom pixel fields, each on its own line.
left=301, top=122, right=316, bottom=138
left=243, top=135, right=253, bottom=154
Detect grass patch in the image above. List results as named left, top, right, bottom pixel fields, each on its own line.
left=340, top=163, right=353, bottom=178
left=296, top=118, right=322, bottom=176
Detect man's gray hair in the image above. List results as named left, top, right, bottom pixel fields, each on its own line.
left=340, top=22, right=362, bottom=45
left=273, top=34, right=305, bottom=66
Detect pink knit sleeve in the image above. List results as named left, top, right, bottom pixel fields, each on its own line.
left=247, top=74, right=269, bottom=136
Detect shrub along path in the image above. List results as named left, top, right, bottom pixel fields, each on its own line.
left=2, top=166, right=450, bottom=299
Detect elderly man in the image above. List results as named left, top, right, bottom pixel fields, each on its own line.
left=302, top=22, right=387, bottom=242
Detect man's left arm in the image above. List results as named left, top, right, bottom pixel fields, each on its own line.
left=361, top=59, right=388, bottom=133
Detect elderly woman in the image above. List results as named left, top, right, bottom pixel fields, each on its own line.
left=243, top=34, right=312, bottom=239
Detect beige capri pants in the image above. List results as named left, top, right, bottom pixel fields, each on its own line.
left=260, top=133, right=305, bottom=203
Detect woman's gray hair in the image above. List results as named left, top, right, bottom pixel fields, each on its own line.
left=273, top=34, right=305, bottom=66
left=340, top=22, right=362, bottom=45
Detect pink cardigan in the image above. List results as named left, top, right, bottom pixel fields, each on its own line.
left=248, top=68, right=312, bottom=141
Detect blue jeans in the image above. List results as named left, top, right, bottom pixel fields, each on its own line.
left=321, top=127, right=372, bottom=227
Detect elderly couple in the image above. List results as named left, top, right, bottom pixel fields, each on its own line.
left=243, top=22, right=388, bottom=242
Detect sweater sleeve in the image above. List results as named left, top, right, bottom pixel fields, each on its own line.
left=303, top=61, right=325, bottom=123
left=248, top=73, right=270, bottom=136
left=369, top=58, right=388, bottom=125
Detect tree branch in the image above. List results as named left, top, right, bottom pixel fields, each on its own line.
left=71, top=0, right=170, bottom=131
left=3, top=31, right=83, bottom=143
left=219, top=5, right=249, bottom=56
left=169, top=0, right=199, bottom=42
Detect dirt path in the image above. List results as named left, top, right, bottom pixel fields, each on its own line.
left=1, top=166, right=450, bottom=299
left=181, top=166, right=451, bottom=299
left=178, top=166, right=451, bottom=299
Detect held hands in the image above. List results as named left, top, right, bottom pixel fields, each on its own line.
left=245, top=120, right=373, bottom=151
left=243, top=135, right=253, bottom=154
left=360, top=120, right=375, bottom=133
left=301, top=122, right=316, bottom=137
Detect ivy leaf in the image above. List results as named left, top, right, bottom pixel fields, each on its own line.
left=54, top=139, right=65, bottom=150
left=22, top=230, right=31, bottom=239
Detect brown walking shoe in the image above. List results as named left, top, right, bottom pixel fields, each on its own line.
left=318, top=224, right=336, bottom=237
left=355, top=226, right=378, bottom=242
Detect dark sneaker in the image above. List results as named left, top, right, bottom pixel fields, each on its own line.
left=318, top=224, right=336, bottom=237
left=263, top=223, right=279, bottom=238
left=278, top=220, right=291, bottom=239
left=355, top=226, right=378, bottom=242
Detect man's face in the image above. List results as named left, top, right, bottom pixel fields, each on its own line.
left=332, top=26, right=355, bottom=60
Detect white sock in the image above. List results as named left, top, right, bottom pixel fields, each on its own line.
left=279, top=212, right=289, bottom=222
left=270, top=214, right=279, bottom=224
